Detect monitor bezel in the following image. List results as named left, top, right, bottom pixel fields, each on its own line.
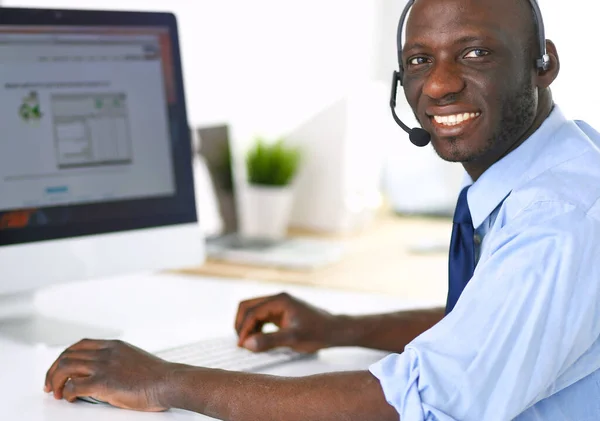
left=0, top=7, right=198, bottom=247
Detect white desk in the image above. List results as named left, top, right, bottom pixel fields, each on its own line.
left=1, top=273, right=435, bottom=420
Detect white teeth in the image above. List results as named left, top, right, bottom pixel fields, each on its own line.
left=433, top=112, right=480, bottom=126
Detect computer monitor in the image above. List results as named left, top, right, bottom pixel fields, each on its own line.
left=0, top=8, right=205, bottom=345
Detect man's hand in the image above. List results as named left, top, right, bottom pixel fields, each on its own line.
left=235, top=292, right=340, bottom=353
left=44, top=339, right=174, bottom=411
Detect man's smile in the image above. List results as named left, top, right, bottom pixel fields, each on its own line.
left=426, top=109, right=482, bottom=137
left=432, top=112, right=481, bottom=126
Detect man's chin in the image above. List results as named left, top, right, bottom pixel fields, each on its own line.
left=430, top=137, right=481, bottom=163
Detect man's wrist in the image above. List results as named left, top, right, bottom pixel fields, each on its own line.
left=328, top=314, right=360, bottom=347
left=158, top=363, right=201, bottom=410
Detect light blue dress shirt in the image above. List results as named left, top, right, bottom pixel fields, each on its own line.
left=370, top=106, right=600, bottom=420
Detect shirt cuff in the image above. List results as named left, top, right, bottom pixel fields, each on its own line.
left=369, top=352, right=456, bottom=421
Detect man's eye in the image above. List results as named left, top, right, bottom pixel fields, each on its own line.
left=408, top=57, right=429, bottom=66
left=464, top=49, right=489, bottom=58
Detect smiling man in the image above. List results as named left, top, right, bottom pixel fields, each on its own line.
left=44, top=0, right=600, bottom=420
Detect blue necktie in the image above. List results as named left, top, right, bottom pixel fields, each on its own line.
left=445, top=186, right=476, bottom=315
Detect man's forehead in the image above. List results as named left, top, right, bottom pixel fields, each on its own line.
left=409, top=0, right=528, bottom=15
left=405, top=0, right=530, bottom=46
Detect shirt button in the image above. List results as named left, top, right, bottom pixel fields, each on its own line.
left=473, top=234, right=482, bottom=246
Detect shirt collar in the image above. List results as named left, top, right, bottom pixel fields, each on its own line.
left=467, top=105, right=568, bottom=229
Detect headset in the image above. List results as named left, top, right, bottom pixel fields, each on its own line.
left=390, top=0, right=551, bottom=147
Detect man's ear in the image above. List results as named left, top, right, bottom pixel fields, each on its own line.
left=537, top=39, right=560, bottom=89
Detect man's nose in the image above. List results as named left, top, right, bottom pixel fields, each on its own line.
left=422, top=60, right=465, bottom=100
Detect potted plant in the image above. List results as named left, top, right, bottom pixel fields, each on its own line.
left=239, top=137, right=302, bottom=240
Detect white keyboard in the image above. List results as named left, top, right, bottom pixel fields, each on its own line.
left=154, top=335, right=310, bottom=372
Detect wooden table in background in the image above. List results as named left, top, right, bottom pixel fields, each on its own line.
left=179, top=210, right=452, bottom=305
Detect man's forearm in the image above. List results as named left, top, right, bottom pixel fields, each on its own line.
left=161, top=367, right=398, bottom=421
left=330, top=307, right=445, bottom=353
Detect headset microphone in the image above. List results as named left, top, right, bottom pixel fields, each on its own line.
left=390, top=69, right=431, bottom=147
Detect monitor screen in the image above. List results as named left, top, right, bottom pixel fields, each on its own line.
left=0, top=17, right=196, bottom=247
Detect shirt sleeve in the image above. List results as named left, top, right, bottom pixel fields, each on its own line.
left=369, top=202, right=600, bottom=421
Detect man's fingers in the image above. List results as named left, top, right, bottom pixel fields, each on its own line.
left=235, top=295, right=275, bottom=333
left=45, top=349, right=106, bottom=393
left=237, top=321, right=265, bottom=346
left=242, top=329, right=296, bottom=352
left=45, top=338, right=107, bottom=391
left=62, top=377, right=100, bottom=403
left=237, top=303, right=284, bottom=346
left=49, top=358, right=96, bottom=400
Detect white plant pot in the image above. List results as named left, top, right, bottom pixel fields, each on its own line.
left=238, top=185, right=294, bottom=240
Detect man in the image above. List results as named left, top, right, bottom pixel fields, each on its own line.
left=44, top=0, right=600, bottom=419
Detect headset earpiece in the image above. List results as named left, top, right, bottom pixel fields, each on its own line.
left=537, top=54, right=551, bottom=72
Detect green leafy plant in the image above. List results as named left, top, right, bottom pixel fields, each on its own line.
left=245, top=137, right=301, bottom=187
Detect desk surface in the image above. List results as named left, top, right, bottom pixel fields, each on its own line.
left=181, top=212, right=452, bottom=304
left=2, top=272, right=433, bottom=421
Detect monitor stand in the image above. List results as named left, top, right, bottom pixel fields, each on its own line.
left=0, top=291, right=119, bottom=347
